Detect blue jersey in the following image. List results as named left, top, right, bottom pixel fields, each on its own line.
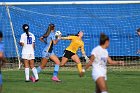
left=0, top=42, right=4, bottom=53
left=43, top=32, right=55, bottom=53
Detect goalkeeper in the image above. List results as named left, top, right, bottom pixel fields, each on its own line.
left=60, top=31, right=89, bottom=77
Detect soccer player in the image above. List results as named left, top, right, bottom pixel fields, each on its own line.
left=20, top=24, right=39, bottom=82
left=83, top=33, right=124, bottom=93
left=35, top=23, right=61, bottom=82
left=60, top=31, right=89, bottom=77
left=0, top=31, right=5, bottom=92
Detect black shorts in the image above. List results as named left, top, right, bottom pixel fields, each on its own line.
left=63, top=50, right=75, bottom=59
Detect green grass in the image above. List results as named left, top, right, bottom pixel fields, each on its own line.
left=2, top=69, right=140, bottom=93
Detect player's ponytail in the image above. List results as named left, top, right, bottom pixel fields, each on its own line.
left=22, top=24, right=29, bottom=37
left=43, top=23, right=55, bottom=38
left=100, top=33, right=109, bottom=45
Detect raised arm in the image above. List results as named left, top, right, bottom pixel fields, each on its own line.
left=61, top=36, right=74, bottom=40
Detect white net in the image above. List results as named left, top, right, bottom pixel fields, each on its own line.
left=1, top=2, right=140, bottom=70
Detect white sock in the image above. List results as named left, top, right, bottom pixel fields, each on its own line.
left=101, top=91, right=108, bottom=93
left=32, top=67, right=39, bottom=80
left=25, top=68, right=29, bottom=81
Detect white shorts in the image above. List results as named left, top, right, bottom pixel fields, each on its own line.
left=22, top=54, right=35, bottom=60
left=92, top=67, right=107, bottom=81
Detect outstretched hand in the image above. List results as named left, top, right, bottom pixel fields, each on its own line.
left=118, top=61, right=125, bottom=66
left=83, top=55, right=89, bottom=63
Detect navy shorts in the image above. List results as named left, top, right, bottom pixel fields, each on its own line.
left=63, top=50, right=75, bottom=59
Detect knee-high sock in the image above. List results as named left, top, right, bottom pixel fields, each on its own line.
left=77, top=63, right=82, bottom=73
left=36, top=66, right=42, bottom=74
left=25, top=68, right=29, bottom=81
left=53, top=64, right=60, bottom=77
left=32, top=67, right=39, bottom=80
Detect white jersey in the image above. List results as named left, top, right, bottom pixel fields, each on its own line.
left=20, top=32, right=35, bottom=55
left=91, top=45, right=108, bottom=69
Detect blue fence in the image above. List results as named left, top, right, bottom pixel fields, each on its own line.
left=1, top=3, right=140, bottom=57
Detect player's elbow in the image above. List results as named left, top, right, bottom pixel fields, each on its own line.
left=53, top=42, right=57, bottom=45
left=19, top=42, right=24, bottom=46
left=39, top=37, right=44, bottom=42
left=0, top=52, right=3, bottom=59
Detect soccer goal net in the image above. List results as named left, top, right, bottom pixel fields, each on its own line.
left=1, top=1, right=140, bottom=70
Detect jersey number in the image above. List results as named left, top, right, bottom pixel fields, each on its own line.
left=27, top=37, right=32, bottom=44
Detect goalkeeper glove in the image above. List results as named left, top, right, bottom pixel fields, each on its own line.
left=83, top=55, right=89, bottom=63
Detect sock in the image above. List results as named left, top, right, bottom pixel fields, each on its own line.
left=53, top=64, right=59, bottom=77
left=37, top=66, right=42, bottom=74
left=101, top=91, right=108, bottom=93
left=32, top=67, right=39, bottom=80
left=77, top=63, right=82, bottom=73
left=25, top=68, right=29, bottom=81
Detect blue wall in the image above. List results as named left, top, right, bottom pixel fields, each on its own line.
left=1, top=4, right=140, bottom=57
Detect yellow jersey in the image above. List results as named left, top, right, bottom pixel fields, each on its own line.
left=63, top=36, right=85, bottom=54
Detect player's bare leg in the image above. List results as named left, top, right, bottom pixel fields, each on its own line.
left=35, top=58, right=48, bottom=74
left=40, top=58, right=48, bottom=69
left=95, top=83, right=101, bottom=93
left=71, top=54, right=84, bottom=77
left=96, top=77, right=108, bottom=93
left=60, top=57, right=68, bottom=67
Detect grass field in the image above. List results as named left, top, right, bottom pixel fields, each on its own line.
left=2, top=68, right=140, bottom=93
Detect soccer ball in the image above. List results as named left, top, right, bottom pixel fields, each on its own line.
left=55, top=31, right=62, bottom=36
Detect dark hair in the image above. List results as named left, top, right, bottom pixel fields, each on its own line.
left=75, top=31, right=83, bottom=36
left=0, top=31, right=3, bottom=38
left=137, top=28, right=140, bottom=32
left=100, top=33, right=109, bottom=45
left=43, top=23, right=55, bottom=38
left=22, top=24, right=29, bottom=37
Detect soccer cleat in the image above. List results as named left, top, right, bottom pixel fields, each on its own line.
left=25, top=80, right=30, bottom=82
left=52, top=76, right=61, bottom=82
left=29, top=76, right=36, bottom=82
left=35, top=79, right=39, bottom=82
left=79, top=71, right=84, bottom=77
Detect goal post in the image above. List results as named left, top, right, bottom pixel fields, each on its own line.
left=1, top=1, right=140, bottom=70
